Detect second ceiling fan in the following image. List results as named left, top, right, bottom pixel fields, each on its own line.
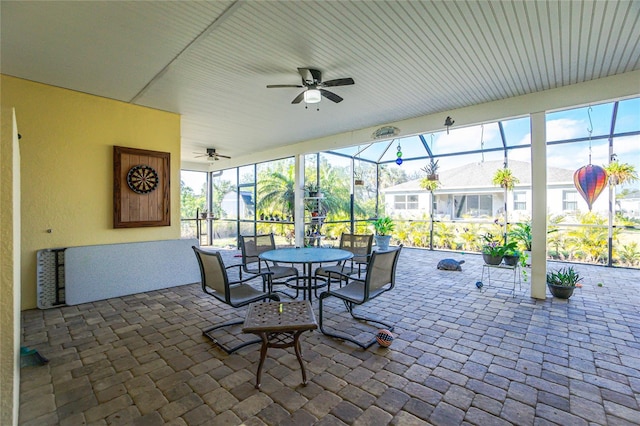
left=267, top=68, right=354, bottom=104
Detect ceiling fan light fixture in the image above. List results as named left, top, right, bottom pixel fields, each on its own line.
left=304, top=89, right=322, bottom=104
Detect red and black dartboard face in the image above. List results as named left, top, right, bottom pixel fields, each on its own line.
left=126, top=165, right=159, bottom=194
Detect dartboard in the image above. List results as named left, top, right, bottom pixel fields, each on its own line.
left=126, top=165, right=159, bottom=194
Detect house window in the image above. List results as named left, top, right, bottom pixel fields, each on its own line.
left=563, top=190, right=578, bottom=211
left=394, top=194, right=419, bottom=210
left=454, top=194, right=493, bottom=218
left=513, top=191, right=527, bottom=210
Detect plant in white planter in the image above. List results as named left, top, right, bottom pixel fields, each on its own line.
left=373, top=217, right=395, bottom=250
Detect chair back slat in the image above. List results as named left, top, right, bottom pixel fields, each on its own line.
left=193, top=247, right=229, bottom=298
left=365, top=246, right=402, bottom=298
left=240, top=234, right=276, bottom=269
left=340, top=233, right=373, bottom=258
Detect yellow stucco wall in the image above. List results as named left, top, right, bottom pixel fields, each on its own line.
left=1, top=75, right=181, bottom=310
left=1, top=106, right=20, bottom=426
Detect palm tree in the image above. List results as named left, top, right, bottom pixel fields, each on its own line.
left=433, top=222, right=456, bottom=249
left=319, top=165, right=354, bottom=219
left=565, top=212, right=611, bottom=264
left=617, top=242, right=640, bottom=267
left=257, top=166, right=296, bottom=220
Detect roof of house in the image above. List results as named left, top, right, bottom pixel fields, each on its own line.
left=384, top=160, right=575, bottom=193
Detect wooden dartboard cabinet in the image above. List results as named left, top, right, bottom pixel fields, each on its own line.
left=113, top=146, right=170, bottom=228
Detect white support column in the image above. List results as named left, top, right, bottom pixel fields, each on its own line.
left=294, top=154, right=305, bottom=247
left=530, top=111, right=547, bottom=299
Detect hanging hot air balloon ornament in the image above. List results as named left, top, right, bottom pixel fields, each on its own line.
left=574, top=164, right=608, bottom=211
left=573, top=107, right=608, bottom=211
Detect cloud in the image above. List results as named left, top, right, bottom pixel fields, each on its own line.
left=546, top=118, right=585, bottom=141
left=432, top=125, right=501, bottom=152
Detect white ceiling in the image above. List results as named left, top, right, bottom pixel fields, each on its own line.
left=2, top=1, right=639, bottom=166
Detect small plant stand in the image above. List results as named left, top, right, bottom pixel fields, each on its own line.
left=478, top=263, right=522, bottom=296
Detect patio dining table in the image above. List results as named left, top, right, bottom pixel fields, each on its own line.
left=259, top=247, right=353, bottom=304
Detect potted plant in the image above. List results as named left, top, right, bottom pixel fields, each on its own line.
left=502, top=242, right=520, bottom=266
left=546, top=266, right=583, bottom=299
left=604, top=160, right=638, bottom=186
left=373, top=217, right=395, bottom=250
left=421, top=159, right=440, bottom=181
left=509, top=222, right=532, bottom=264
left=503, top=242, right=522, bottom=266
left=420, top=178, right=441, bottom=192
left=305, top=183, right=320, bottom=197
left=492, top=167, right=520, bottom=190
left=482, top=242, right=504, bottom=265
left=481, top=233, right=505, bottom=265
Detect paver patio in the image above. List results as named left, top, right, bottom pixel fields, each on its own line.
left=19, top=247, right=640, bottom=425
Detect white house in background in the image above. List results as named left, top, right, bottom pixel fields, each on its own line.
left=382, top=160, right=609, bottom=222
left=220, top=190, right=254, bottom=219
left=618, top=191, right=640, bottom=219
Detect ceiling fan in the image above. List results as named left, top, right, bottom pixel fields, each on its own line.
left=194, top=148, right=231, bottom=161
left=267, top=68, right=354, bottom=104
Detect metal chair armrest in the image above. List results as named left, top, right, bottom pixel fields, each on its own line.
left=326, top=269, right=363, bottom=292
left=226, top=264, right=273, bottom=285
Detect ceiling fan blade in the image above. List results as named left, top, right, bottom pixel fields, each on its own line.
left=297, top=67, right=311, bottom=82
left=217, top=154, right=231, bottom=159
left=323, top=77, right=354, bottom=87
left=320, top=89, right=343, bottom=103
left=308, top=68, right=322, bottom=83
left=291, top=91, right=305, bottom=104
left=266, top=84, right=304, bottom=88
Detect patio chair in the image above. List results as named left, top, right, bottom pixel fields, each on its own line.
left=240, top=233, right=299, bottom=298
left=315, top=233, right=373, bottom=288
left=192, top=246, right=280, bottom=354
left=318, top=245, right=403, bottom=349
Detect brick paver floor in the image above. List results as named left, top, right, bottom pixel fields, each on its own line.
left=19, top=248, right=640, bottom=425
